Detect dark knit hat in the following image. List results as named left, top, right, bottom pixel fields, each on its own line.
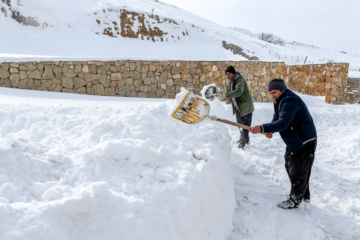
left=268, top=79, right=287, bottom=91
left=225, top=66, right=236, bottom=74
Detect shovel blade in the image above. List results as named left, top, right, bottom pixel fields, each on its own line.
left=171, top=91, right=210, bottom=124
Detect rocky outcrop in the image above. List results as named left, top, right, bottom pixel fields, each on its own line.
left=94, top=9, right=191, bottom=42
left=222, top=41, right=259, bottom=61
left=1, top=0, right=40, bottom=26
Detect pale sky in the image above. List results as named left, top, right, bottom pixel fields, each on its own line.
left=160, top=0, right=360, bottom=56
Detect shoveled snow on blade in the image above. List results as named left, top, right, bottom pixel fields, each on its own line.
left=202, top=84, right=221, bottom=101
left=170, top=88, right=210, bottom=124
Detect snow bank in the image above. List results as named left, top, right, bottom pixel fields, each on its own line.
left=0, top=88, right=235, bottom=240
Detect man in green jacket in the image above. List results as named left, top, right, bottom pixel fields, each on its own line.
left=223, top=66, right=255, bottom=149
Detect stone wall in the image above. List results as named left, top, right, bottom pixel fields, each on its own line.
left=345, top=78, right=360, bottom=104
left=0, top=60, right=350, bottom=104
left=287, top=63, right=349, bottom=104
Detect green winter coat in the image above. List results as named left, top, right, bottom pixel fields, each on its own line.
left=225, top=72, right=254, bottom=117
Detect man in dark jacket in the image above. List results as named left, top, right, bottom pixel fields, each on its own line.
left=250, top=79, right=317, bottom=209
left=223, top=66, right=254, bottom=149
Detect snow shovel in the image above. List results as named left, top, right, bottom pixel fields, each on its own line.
left=170, top=90, right=253, bottom=131
left=204, top=85, right=224, bottom=101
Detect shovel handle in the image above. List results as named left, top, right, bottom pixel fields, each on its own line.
left=209, top=116, right=267, bottom=135
left=214, top=118, right=251, bottom=130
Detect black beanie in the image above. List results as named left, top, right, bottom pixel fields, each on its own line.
left=225, top=66, right=236, bottom=74
left=268, top=79, right=287, bottom=91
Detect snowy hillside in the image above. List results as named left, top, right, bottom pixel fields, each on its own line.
left=1, top=0, right=360, bottom=76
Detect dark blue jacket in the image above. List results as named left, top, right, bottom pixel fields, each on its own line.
left=262, top=89, right=317, bottom=153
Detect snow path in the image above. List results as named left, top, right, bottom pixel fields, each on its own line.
left=222, top=99, right=360, bottom=239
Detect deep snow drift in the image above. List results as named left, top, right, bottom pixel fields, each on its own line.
left=0, top=87, right=235, bottom=240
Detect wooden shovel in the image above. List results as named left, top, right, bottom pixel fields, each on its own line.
left=170, top=90, right=253, bottom=131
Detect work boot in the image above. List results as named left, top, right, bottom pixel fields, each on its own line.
left=277, top=194, right=302, bottom=209
left=238, top=139, right=250, bottom=149
left=237, top=137, right=249, bottom=146
left=238, top=141, right=246, bottom=149
left=303, top=189, right=310, bottom=203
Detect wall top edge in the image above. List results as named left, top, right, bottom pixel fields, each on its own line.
left=0, top=60, right=284, bottom=64
left=0, top=60, right=349, bottom=66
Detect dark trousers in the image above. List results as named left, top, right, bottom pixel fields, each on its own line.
left=235, top=111, right=252, bottom=143
left=284, top=140, right=317, bottom=199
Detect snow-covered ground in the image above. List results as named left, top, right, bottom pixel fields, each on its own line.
left=1, top=0, right=360, bottom=239
left=1, top=86, right=359, bottom=240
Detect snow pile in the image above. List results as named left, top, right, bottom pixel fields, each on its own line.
left=0, top=88, right=235, bottom=240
